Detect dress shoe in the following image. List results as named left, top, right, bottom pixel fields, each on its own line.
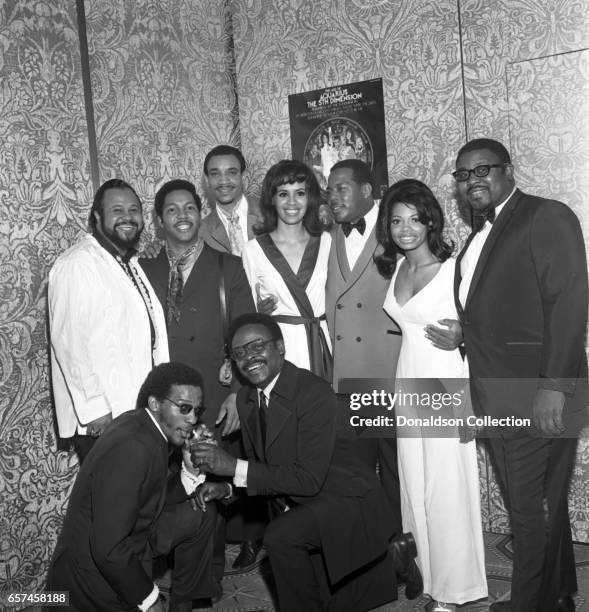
left=389, top=532, right=423, bottom=600
left=558, top=595, right=575, bottom=612
left=232, top=539, right=263, bottom=570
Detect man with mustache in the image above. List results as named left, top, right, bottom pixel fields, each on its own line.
left=454, top=138, right=588, bottom=612
left=199, top=144, right=261, bottom=255
left=47, top=362, right=228, bottom=612
left=190, top=313, right=418, bottom=612
left=140, top=178, right=255, bottom=598
left=49, top=178, right=169, bottom=462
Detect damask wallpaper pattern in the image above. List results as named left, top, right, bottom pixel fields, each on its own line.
left=0, top=0, right=587, bottom=602
left=0, top=0, right=90, bottom=598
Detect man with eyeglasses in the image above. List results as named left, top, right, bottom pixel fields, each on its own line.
left=453, top=138, right=587, bottom=612
left=47, top=363, right=229, bottom=612
left=190, top=313, right=420, bottom=612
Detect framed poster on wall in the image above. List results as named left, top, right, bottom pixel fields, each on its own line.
left=288, top=78, right=388, bottom=197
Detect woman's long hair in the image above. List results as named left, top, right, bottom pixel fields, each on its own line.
left=375, top=179, right=454, bottom=279
left=255, top=160, right=323, bottom=236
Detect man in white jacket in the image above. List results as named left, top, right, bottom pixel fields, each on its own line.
left=49, top=178, right=169, bottom=462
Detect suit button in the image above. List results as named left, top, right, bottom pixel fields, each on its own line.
left=356, top=337, right=361, bottom=342
left=357, top=303, right=362, bottom=308
left=336, top=303, right=343, bottom=309
left=336, top=335, right=343, bottom=341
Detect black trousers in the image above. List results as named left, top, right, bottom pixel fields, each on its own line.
left=263, top=504, right=396, bottom=612
left=487, top=435, right=578, bottom=612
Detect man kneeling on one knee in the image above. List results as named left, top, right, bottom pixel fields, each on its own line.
left=191, top=313, right=421, bottom=612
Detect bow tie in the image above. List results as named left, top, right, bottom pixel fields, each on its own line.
left=472, top=207, right=496, bottom=232
left=342, top=217, right=366, bottom=237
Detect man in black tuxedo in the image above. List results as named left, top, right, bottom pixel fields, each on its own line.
left=190, top=313, right=420, bottom=612
left=46, top=363, right=230, bottom=612
left=453, top=138, right=588, bottom=612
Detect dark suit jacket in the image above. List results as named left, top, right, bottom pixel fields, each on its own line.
left=199, top=200, right=261, bottom=254
left=325, top=223, right=401, bottom=392
left=237, top=361, right=394, bottom=583
left=455, top=188, right=588, bottom=425
left=140, top=244, right=255, bottom=429
left=48, top=410, right=169, bottom=611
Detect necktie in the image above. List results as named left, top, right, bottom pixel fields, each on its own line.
left=342, top=217, right=366, bottom=237
left=227, top=212, right=244, bottom=256
left=472, top=207, right=496, bottom=232
left=166, top=264, right=183, bottom=326
left=259, top=391, right=268, bottom=451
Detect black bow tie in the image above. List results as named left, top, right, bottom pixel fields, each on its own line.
left=342, top=217, right=366, bottom=237
left=472, top=207, right=496, bottom=232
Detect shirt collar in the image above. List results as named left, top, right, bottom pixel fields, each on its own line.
left=216, top=194, right=248, bottom=220
left=492, top=186, right=516, bottom=220
left=145, top=408, right=168, bottom=442
left=92, top=230, right=137, bottom=263
left=260, top=372, right=280, bottom=402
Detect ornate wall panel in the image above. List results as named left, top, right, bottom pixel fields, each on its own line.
left=84, top=0, right=239, bottom=223
left=0, top=0, right=90, bottom=601
left=460, top=0, right=589, bottom=141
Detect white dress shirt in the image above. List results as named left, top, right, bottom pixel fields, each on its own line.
left=344, top=203, right=378, bottom=269
left=459, top=187, right=515, bottom=306
left=215, top=195, right=250, bottom=244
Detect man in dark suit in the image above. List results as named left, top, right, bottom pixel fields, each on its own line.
left=46, top=362, right=230, bottom=612
left=199, top=145, right=261, bottom=255
left=140, top=179, right=257, bottom=591
left=453, top=138, right=588, bottom=612
left=190, top=313, right=418, bottom=612
left=140, top=179, right=254, bottom=436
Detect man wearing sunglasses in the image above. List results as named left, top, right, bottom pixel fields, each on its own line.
left=190, top=313, right=420, bottom=612
left=47, top=363, right=228, bottom=612
left=453, top=138, right=587, bottom=612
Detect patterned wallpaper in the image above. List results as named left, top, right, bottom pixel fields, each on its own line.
left=0, top=0, right=587, bottom=601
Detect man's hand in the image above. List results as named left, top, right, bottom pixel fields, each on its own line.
left=86, top=413, right=112, bottom=437
left=190, top=442, right=237, bottom=477
left=193, top=482, right=231, bottom=512
left=255, top=282, right=278, bottom=315
left=181, top=442, right=202, bottom=477
left=216, top=392, right=240, bottom=436
left=533, top=388, right=566, bottom=436
left=424, top=319, right=463, bottom=351
left=141, top=241, right=163, bottom=259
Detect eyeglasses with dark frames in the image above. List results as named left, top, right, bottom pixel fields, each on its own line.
left=230, top=338, right=276, bottom=360
left=452, top=163, right=505, bottom=182
left=163, top=397, right=203, bottom=416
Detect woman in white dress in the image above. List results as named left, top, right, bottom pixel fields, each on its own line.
left=375, top=179, right=487, bottom=612
left=241, top=160, right=332, bottom=380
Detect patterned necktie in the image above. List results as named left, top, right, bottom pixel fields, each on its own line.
left=228, top=212, right=244, bottom=256
left=472, top=207, right=496, bottom=232
left=342, top=217, right=366, bottom=237
left=166, top=264, right=184, bottom=327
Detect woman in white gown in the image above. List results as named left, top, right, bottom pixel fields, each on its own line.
left=241, top=160, right=332, bottom=379
left=375, top=179, right=487, bottom=612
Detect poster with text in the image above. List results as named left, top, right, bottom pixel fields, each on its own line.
left=288, top=78, right=388, bottom=197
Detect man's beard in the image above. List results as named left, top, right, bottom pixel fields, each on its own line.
left=100, top=220, right=142, bottom=251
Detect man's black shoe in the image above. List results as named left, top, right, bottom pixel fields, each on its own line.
left=389, top=532, right=423, bottom=600
left=558, top=595, right=575, bottom=612
left=232, top=540, right=263, bottom=570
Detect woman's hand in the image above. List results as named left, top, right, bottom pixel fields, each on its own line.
left=424, top=319, right=463, bottom=350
